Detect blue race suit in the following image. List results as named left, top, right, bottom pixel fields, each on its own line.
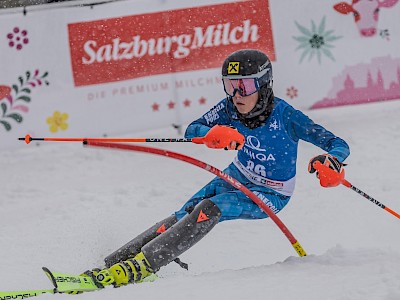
left=175, top=97, right=350, bottom=222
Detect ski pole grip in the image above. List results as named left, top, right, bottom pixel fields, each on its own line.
left=192, top=125, right=245, bottom=149
left=313, top=161, right=345, bottom=187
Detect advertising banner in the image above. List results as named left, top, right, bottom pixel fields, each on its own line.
left=68, top=0, right=274, bottom=86
left=0, top=0, right=399, bottom=151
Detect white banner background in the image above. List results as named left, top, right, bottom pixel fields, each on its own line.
left=0, top=0, right=399, bottom=150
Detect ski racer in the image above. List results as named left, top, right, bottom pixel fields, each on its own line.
left=85, top=49, right=350, bottom=287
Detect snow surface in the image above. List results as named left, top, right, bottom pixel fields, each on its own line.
left=1, top=101, right=400, bottom=300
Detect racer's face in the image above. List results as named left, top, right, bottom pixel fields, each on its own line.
left=232, top=92, right=259, bottom=114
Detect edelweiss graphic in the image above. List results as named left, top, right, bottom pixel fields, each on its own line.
left=293, top=16, right=342, bottom=64
left=269, top=120, right=279, bottom=130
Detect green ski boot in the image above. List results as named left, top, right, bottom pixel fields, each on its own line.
left=85, top=252, right=155, bottom=288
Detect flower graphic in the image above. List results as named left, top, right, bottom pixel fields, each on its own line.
left=286, top=86, right=298, bottom=99
left=0, top=70, right=49, bottom=131
left=47, top=111, right=69, bottom=133
left=293, top=16, right=342, bottom=64
left=7, top=27, right=29, bottom=50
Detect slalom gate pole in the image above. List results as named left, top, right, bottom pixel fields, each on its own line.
left=314, top=161, right=400, bottom=220
left=85, top=141, right=307, bottom=257
left=18, top=134, right=193, bottom=145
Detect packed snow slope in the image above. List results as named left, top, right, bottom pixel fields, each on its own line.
left=1, top=101, right=400, bottom=300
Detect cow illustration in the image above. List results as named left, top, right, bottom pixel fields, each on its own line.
left=334, top=0, right=399, bottom=36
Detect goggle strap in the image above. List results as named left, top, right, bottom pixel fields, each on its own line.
left=222, top=67, right=270, bottom=80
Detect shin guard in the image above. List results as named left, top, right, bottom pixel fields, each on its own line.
left=142, top=199, right=221, bottom=271
left=105, top=215, right=177, bottom=267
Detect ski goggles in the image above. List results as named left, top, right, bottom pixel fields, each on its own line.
left=222, top=78, right=261, bottom=97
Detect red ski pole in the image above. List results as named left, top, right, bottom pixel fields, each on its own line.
left=18, top=134, right=193, bottom=144
left=18, top=126, right=245, bottom=149
left=341, top=179, right=400, bottom=219
left=314, top=161, right=400, bottom=219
